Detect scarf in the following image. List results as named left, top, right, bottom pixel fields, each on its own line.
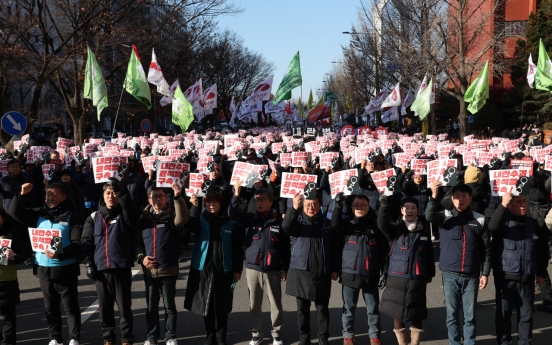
left=403, top=218, right=418, bottom=232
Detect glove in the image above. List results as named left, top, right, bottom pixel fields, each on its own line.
left=105, top=177, right=121, bottom=193
left=335, top=192, right=345, bottom=208
left=85, top=262, right=97, bottom=281
left=378, top=273, right=388, bottom=290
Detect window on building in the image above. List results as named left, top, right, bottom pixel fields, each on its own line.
left=499, top=21, right=527, bottom=38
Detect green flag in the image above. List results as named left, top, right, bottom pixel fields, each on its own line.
left=172, top=86, right=194, bottom=131
left=345, top=91, right=351, bottom=111
left=410, top=78, right=433, bottom=120
left=297, top=98, right=303, bottom=118
left=535, top=39, right=552, bottom=92
left=315, top=94, right=323, bottom=108
left=307, top=89, right=313, bottom=109
left=83, top=45, right=108, bottom=121
left=281, top=90, right=292, bottom=101
left=123, top=45, right=152, bottom=109
left=330, top=101, right=334, bottom=125
left=273, top=51, right=302, bottom=103
left=464, top=61, right=489, bottom=114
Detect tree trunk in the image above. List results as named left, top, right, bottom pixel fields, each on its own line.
left=458, top=99, right=468, bottom=139
left=430, top=104, right=437, bottom=135
left=69, top=110, right=87, bottom=146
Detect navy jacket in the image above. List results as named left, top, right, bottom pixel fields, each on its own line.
left=488, top=205, right=549, bottom=280
left=229, top=196, right=290, bottom=272
left=81, top=191, right=141, bottom=271
left=426, top=197, right=491, bottom=277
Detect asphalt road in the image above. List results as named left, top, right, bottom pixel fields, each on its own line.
left=13, top=243, right=552, bottom=345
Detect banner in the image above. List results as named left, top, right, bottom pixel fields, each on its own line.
left=280, top=172, right=317, bottom=198
left=510, top=159, right=534, bottom=175
left=489, top=169, right=532, bottom=196
left=156, top=162, right=190, bottom=187
left=329, top=169, right=358, bottom=198
left=91, top=156, right=129, bottom=183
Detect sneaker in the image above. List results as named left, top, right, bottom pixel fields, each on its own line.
left=273, top=337, right=283, bottom=345
left=166, top=340, right=178, bottom=345
left=370, top=338, right=381, bottom=345
left=250, top=337, right=263, bottom=345
left=69, top=340, right=80, bottom=345
left=143, top=341, right=155, bottom=345
left=48, top=341, right=62, bottom=345
left=343, top=338, right=355, bottom=345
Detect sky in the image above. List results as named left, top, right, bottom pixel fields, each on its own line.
left=217, top=0, right=361, bottom=102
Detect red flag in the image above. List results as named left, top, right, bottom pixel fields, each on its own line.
left=308, top=104, right=331, bottom=124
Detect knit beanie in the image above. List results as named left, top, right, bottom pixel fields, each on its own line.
left=464, top=166, right=481, bottom=184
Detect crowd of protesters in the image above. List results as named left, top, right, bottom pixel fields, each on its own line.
left=0, top=123, right=550, bottom=345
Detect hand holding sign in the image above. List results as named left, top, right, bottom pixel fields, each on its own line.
left=292, top=192, right=304, bottom=210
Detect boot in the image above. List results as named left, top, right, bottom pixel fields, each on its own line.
left=204, top=333, right=216, bottom=345
left=410, top=327, right=423, bottom=345
left=393, top=328, right=407, bottom=345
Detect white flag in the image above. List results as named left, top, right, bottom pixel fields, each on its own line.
left=147, top=49, right=171, bottom=96
left=229, top=97, right=237, bottom=126
left=190, top=79, right=204, bottom=118
left=401, top=87, right=414, bottom=115
left=365, top=89, right=388, bottom=114
left=246, top=75, right=273, bottom=105
left=159, top=79, right=180, bottom=107
left=203, top=84, right=217, bottom=110
left=528, top=53, right=536, bottom=88
left=382, top=106, right=399, bottom=123
left=381, top=82, right=402, bottom=108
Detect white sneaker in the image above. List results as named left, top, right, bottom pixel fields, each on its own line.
left=166, top=340, right=178, bottom=345
left=48, top=341, right=61, bottom=345
left=69, top=340, right=80, bottom=345
left=273, top=338, right=283, bottom=345
left=143, top=341, right=154, bottom=345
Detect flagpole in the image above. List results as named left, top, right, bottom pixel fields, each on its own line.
left=111, top=88, right=125, bottom=138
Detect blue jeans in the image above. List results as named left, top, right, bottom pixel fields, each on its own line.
left=442, top=271, right=479, bottom=345
left=144, top=275, right=178, bottom=343
left=341, top=284, right=380, bottom=339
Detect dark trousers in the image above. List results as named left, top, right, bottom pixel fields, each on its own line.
left=39, top=277, right=81, bottom=342
left=96, top=268, right=133, bottom=343
left=495, top=278, right=534, bottom=345
left=203, top=296, right=228, bottom=343
left=144, top=274, right=177, bottom=342
left=296, top=297, right=330, bottom=342
left=0, top=305, right=17, bottom=345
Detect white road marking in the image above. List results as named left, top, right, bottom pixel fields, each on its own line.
left=81, top=269, right=140, bottom=323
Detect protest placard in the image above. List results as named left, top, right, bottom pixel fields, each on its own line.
left=476, top=151, right=494, bottom=167
left=0, top=239, right=11, bottom=265
left=393, top=153, right=410, bottom=168
left=230, top=162, right=268, bottom=187
left=280, top=153, right=292, bottom=166
left=196, top=156, right=213, bottom=173
left=156, top=162, right=190, bottom=187
left=319, top=152, right=338, bottom=169
left=329, top=169, right=358, bottom=198
left=268, top=159, right=281, bottom=172
left=463, top=151, right=477, bottom=166
left=42, top=164, right=56, bottom=180
left=184, top=173, right=209, bottom=197
left=510, top=158, right=534, bottom=175
left=411, top=159, right=430, bottom=175
left=92, top=156, right=129, bottom=183
left=544, top=156, right=552, bottom=172
left=0, top=160, right=8, bottom=177
left=427, top=159, right=458, bottom=187
left=489, top=169, right=532, bottom=196
left=280, top=173, right=318, bottom=198
left=370, top=169, right=396, bottom=194
left=28, top=228, right=63, bottom=254
left=141, top=156, right=159, bottom=172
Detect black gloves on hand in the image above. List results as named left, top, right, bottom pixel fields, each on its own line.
left=85, top=262, right=97, bottom=281
left=378, top=273, right=388, bottom=290
left=335, top=192, right=345, bottom=208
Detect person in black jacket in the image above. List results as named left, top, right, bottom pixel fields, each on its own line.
left=0, top=208, right=28, bottom=345
left=440, top=166, right=490, bottom=215
left=81, top=178, right=141, bottom=345
left=378, top=195, right=435, bottom=345
left=230, top=181, right=290, bottom=345
left=10, top=182, right=83, bottom=345
left=332, top=193, right=388, bottom=345
left=488, top=193, right=549, bottom=345
left=0, top=159, right=37, bottom=215
left=282, top=191, right=341, bottom=345
left=122, top=158, right=147, bottom=210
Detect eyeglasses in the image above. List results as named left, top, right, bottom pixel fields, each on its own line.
left=149, top=194, right=166, bottom=200
left=255, top=197, right=270, bottom=203
left=352, top=204, right=369, bottom=208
